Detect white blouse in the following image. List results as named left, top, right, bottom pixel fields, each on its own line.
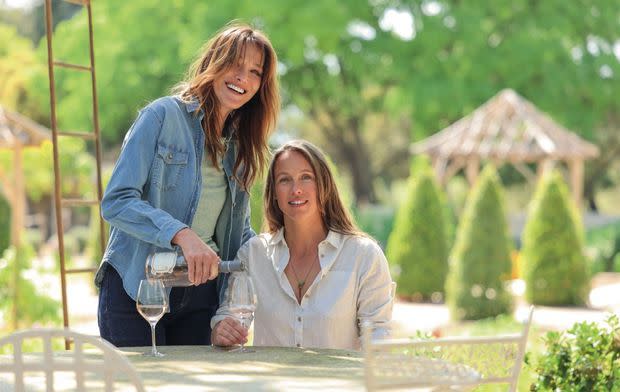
left=212, top=229, right=394, bottom=350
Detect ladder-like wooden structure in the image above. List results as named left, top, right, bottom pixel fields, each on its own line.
left=44, top=0, right=105, bottom=348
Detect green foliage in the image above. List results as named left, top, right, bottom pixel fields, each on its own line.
left=585, top=220, right=620, bottom=274
left=0, top=22, right=45, bottom=119
left=13, top=0, right=618, bottom=205
left=250, top=177, right=265, bottom=233
left=324, top=152, right=354, bottom=212
left=0, top=140, right=95, bottom=203
left=528, top=315, right=620, bottom=391
left=87, top=206, right=109, bottom=266
left=0, top=243, right=61, bottom=331
left=446, top=166, right=513, bottom=320
left=386, top=157, right=448, bottom=300
left=522, top=172, right=589, bottom=305
left=353, top=204, right=394, bottom=249
left=87, top=168, right=112, bottom=265
left=0, top=190, right=10, bottom=255
left=27, top=1, right=220, bottom=145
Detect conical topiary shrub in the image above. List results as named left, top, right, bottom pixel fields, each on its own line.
left=446, top=165, right=513, bottom=320
left=522, top=171, right=589, bottom=305
left=386, top=157, right=449, bottom=301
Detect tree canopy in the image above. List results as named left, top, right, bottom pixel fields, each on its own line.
left=2, top=0, right=617, bottom=205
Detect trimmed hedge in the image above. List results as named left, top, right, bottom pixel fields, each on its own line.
left=386, top=158, right=448, bottom=301
left=446, top=166, right=513, bottom=320
left=522, top=171, right=589, bottom=305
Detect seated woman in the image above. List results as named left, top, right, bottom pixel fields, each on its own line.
left=211, top=140, right=393, bottom=350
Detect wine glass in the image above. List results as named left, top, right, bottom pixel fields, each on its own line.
left=136, top=279, right=167, bottom=357
left=227, top=272, right=257, bottom=352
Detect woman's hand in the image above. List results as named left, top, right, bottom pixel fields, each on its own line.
left=172, top=228, right=219, bottom=285
left=211, top=317, right=248, bottom=347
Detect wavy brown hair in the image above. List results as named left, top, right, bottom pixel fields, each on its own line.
left=264, top=140, right=362, bottom=236
left=176, top=21, right=279, bottom=190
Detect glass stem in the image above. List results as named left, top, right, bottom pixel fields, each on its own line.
left=240, top=319, right=247, bottom=351
left=150, top=324, right=157, bottom=355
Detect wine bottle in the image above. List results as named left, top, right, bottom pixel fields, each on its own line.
left=145, top=247, right=245, bottom=287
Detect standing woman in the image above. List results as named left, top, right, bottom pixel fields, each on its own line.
left=96, top=22, right=280, bottom=347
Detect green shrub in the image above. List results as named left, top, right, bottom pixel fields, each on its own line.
left=522, top=172, right=589, bottom=305
left=87, top=206, right=109, bottom=265
left=0, top=190, right=10, bottom=255
left=527, top=314, right=620, bottom=391
left=0, top=243, right=61, bottom=331
left=250, top=177, right=265, bottom=232
left=66, top=225, right=90, bottom=255
left=353, top=204, right=395, bottom=249
left=585, top=220, right=620, bottom=274
left=446, top=165, right=513, bottom=320
left=386, top=158, right=448, bottom=301
left=87, top=169, right=112, bottom=264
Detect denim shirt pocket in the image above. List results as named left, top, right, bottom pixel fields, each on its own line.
left=152, top=144, right=189, bottom=190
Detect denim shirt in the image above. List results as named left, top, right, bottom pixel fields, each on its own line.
left=95, top=96, right=254, bottom=302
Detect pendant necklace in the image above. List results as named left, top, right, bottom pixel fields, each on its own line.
left=289, top=256, right=317, bottom=298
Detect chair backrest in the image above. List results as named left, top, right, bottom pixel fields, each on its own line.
left=364, top=306, right=534, bottom=392
left=0, top=328, right=145, bottom=392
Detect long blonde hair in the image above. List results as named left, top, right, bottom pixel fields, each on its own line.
left=264, top=140, right=362, bottom=236
left=177, top=21, right=280, bottom=190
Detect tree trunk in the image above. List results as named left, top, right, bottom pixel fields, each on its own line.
left=340, top=140, right=376, bottom=205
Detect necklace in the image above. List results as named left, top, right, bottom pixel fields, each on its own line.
left=288, top=256, right=317, bottom=297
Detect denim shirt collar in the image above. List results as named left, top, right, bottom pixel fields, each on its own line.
left=181, top=96, right=239, bottom=141
left=178, top=96, right=204, bottom=122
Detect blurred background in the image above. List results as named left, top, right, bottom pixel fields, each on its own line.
left=0, top=0, right=619, bottom=357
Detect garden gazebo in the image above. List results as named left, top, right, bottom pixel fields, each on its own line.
left=0, top=105, right=51, bottom=246
left=410, top=89, right=599, bottom=207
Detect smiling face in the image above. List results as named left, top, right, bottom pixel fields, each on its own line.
left=273, top=150, right=323, bottom=227
left=213, top=43, right=264, bottom=121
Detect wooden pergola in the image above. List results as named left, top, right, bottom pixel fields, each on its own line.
left=410, top=89, right=600, bottom=208
left=0, top=105, right=51, bottom=247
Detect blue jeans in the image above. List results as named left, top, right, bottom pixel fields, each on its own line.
left=98, top=265, right=218, bottom=347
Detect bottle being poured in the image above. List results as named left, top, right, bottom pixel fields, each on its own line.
left=146, top=246, right=244, bottom=287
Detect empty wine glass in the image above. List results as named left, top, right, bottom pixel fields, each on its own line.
left=136, top=279, right=167, bottom=357
left=227, top=272, right=257, bottom=353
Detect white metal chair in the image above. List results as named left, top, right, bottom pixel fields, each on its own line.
left=364, top=306, right=534, bottom=391
left=0, top=328, right=145, bottom=392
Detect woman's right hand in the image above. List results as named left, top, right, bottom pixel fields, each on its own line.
left=171, top=228, right=219, bottom=285
left=211, top=317, right=248, bottom=347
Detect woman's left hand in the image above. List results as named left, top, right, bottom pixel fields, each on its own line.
left=211, top=317, right=248, bottom=346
